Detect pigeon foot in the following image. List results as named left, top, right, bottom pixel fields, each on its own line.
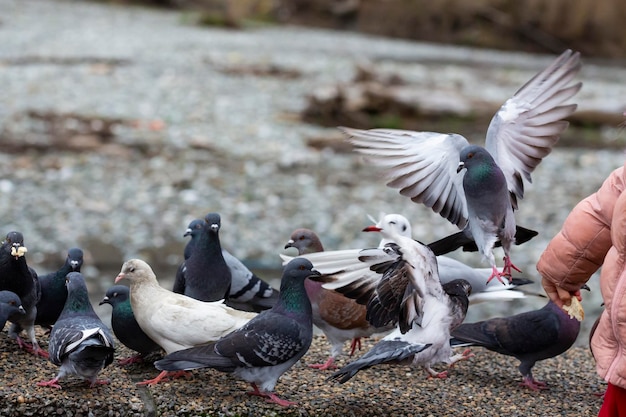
left=349, top=337, right=362, bottom=356
left=425, top=367, right=448, bottom=379
left=137, top=370, right=191, bottom=386
left=308, top=357, right=337, bottom=370
left=88, top=379, right=110, bottom=387
left=502, top=257, right=522, bottom=277
left=16, top=337, right=49, bottom=358
left=448, top=348, right=474, bottom=368
left=520, top=376, right=549, bottom=390
left=37, top=378, right=62, bottom=389
left=485, top=266, right=510, bottom=285
left=118, top=354, right=145, bottom=366
left=247, top=383, right=296, bottom=407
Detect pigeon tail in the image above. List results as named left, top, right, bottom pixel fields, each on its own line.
left=427, top=225, right=538, bottom=256
left=330, top=339, right=431, bottom=383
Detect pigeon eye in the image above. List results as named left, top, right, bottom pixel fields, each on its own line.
left=467, top=152, right=474, bottom=159
left=129, top=267, right=135, bottom=273
left=8, top=301, right=15, bottom=306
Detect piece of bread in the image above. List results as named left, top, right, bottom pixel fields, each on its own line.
left=562, top=296, right=584, bottom=321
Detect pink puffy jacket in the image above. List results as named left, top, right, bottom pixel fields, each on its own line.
left=537, top=162, right=626, bottom=388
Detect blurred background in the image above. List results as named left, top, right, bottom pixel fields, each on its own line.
left=1, top=0, right=625, bottom=346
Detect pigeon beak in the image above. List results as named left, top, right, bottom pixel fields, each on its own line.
left=210, top=224, right=219, bottom=232
left=114, top=273, right=125, bottom=284
left=456, top=161, right=465, bottom=173
left=70, top=260, right=80, bottom=270
left=362, top=225, right=383, bottom=232
left=309, top=268, right=322, bottom=278
left=99, top=296, right=109, bottom=306
left=284, top=239, right=295, bottom=250
left=18, top=305, right=25, bottom=315
left=183, top=228, right=192, bottom=237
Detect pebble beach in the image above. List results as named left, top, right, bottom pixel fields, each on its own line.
left=0, top=0, right=625, bottom=415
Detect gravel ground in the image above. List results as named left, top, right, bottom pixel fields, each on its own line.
left=0, top=0, right=624, bottom=414
left=0, top=328, right=604, bottom=416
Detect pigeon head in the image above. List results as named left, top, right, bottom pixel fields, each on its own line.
left=62, top=272, right=94, bottom=314
left=204, top=212, right=221, bottom=234
left=277, top=258, right=319, bottom=314
left=0, top=290, right=25, bottom=315
left=3, top=231, right=27, bottom=259
left=442, top=279, right=472, bottom=299
left=283, top=258, right=320, bottom=284
left=115, top=259, right=156, bottom=285
left=99, top=285, right=130, bottom=307
left=183, top=219, right=204, bottom=237
left=67, top=247, right=84, bottom=271
left=285, top=229, right=324, bottom=255
left=65, top=272, right=88, bottom=292
left=457, top=145, right=498, bottom=173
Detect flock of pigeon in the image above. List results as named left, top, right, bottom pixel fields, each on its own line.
left=0, top=49, right=586, bottom=407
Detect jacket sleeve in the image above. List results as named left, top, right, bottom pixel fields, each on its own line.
left=536, top=165, right=626, bottom=291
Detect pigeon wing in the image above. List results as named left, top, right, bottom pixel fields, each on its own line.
left=452, top=308, right=559, bottom=355
left=156, top=311, right=308, bottom=371
left=342, top=127, right=470, bottom=228
left=485, top=50, right=581, bottom=208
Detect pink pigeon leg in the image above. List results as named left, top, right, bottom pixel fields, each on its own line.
left=118, top=354, right=145, bottom=366
left=485, top=265, right=508, bottom=285
left=448, top=348, right=474, bottom=369
left=16, top=336, right=49, bottom=358
left=425, top=366, right=448, bottom=379
left=308, top=356, right=337, bottom=370
left=37, top=378, right=62, bottom=389
left=501, top=256, right=522, bottom=277
left=520, top=375, right=549, bottom=390
left=246, top=383, right=296, bottom=407
left=136, top=370, right=191, bottom=386
left=349, top=337, right=362, bottom=356
left=88, top=379, right=110, bottom=387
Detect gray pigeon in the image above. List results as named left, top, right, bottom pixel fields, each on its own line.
left=172, top=213, right=231, bottom=302
left=311, top=219, right=474, bottom=379
left=36, top=247, right=84, bottom=328
left=450, top=299, right=582, bottom=390
left=331, top=279, right=472, bottom=383
left=37, top=272, right=115, bottom=389
left=155, top=257, right=319, bottom=407
left=99, top=285, right=161, bottom=365
left=0, top=290, right=25, bottom=331
left=0, top=231, right=44, bottom=356
left=341, top=49, right=582, bottom=283
left=176, top=218, right=279, bottom=312
left=284, top=228, right=393, bottom=370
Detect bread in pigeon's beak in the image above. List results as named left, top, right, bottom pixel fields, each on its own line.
left=11, top=245, right=27, bottom=259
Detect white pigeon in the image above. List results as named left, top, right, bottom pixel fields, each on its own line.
left=341, top=50, right=582, bottom=283
left=309, top=219, right=473, bottom=379
left=281, top=213, right=534, bottom=305
left=115, top=259, right=257, bottom=385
